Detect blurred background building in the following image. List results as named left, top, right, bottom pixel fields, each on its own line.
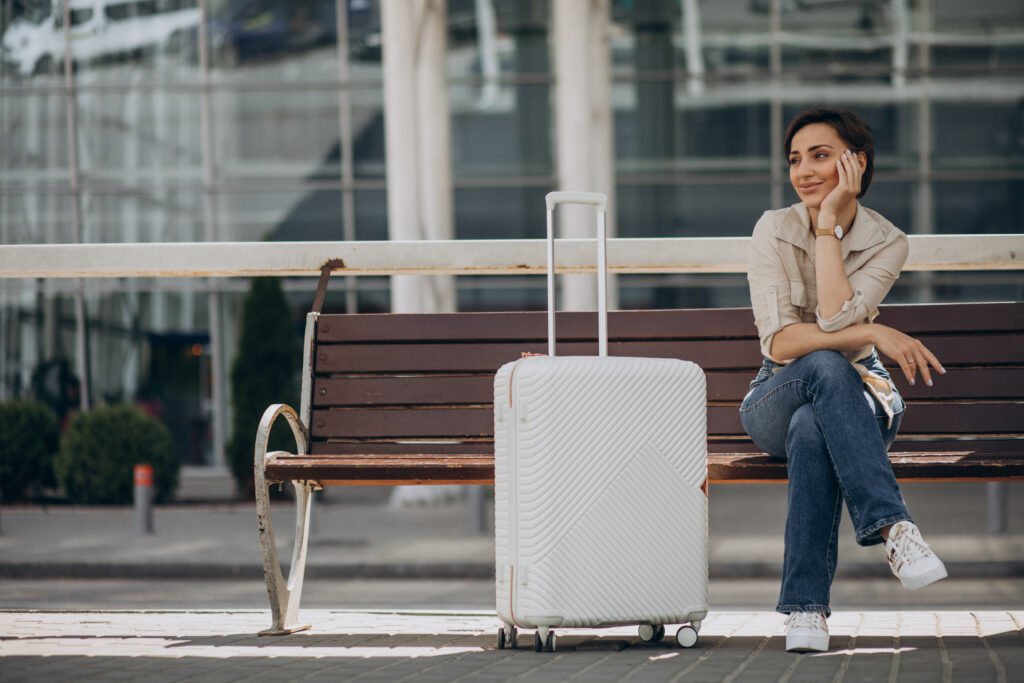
left=1, top=0, right=1022, bottom=471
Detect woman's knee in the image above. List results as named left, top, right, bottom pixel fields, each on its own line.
left=787, top=403, right=819, bottom=440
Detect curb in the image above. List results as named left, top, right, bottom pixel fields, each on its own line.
left=0, top=563, right=494, bottom=580
left=2, top=561, right=1021, bottom=581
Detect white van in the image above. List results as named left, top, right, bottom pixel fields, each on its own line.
left=2, top=0, right=199, bottom=76
left=2, top=4, right=61, bottom=75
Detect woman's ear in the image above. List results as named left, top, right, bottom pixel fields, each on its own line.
left=855, top=151, right=868, bottom=171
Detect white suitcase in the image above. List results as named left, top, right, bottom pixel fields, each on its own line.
left=494, top=192, right=709, bottom=653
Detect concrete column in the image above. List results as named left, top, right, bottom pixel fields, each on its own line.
left=891, top=0, right=909, bottom=90
left=382, top=0, right=455, bottom=314
left=914, top=0, right=936, bottom=304
left=336, top=0, right=359, bottom=313
left=474, top=0, right=500, bottom=110
left=382, top=0, right=457, bottom=509
left=769, top=0, right=784, bottom=210
left=680, top=0, right=705, bottom=97
left=553, top=0, right=616, bottom=311
left=0, top=286, right=7, bottom=402
left=198, top=0, right=227, bottom=468
left=511, top=0, right=550, bottom=237
left=631, top=2, right=674, bottom=240
left=60, top=0, right=91, bottom=411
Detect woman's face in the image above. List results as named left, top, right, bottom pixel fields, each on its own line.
left=788, top=122, right=858, bottom=209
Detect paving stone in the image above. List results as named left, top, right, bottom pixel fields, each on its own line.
left=0, top=610, right=1021, bottom=682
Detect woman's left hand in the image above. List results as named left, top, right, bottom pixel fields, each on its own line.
left=820, top=149, right=863, bottom=218
left=871, top=324, right=945, bottom=387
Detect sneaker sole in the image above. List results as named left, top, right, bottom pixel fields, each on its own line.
left=786, top=633, right=829, bottom=653
left=899, top=562, right=948, bottom=590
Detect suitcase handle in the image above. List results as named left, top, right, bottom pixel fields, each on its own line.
left=545, top=192, right=607, bottom=213
left=545, top=191, right=608, bottom=357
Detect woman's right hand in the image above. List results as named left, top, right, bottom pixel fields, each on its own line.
left=870, top=324, right=945, bottom=386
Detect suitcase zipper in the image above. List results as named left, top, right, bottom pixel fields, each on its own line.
left=507, top=359, right=523, bottom=624
left=506, top=355, right=542, bottom=625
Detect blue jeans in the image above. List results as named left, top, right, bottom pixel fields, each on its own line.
left=739, top=349, right=910, bottom=617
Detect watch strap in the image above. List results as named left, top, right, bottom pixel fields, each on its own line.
left=815, top=225, right=841, bottom=238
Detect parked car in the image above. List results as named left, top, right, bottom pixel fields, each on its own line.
left=201, top=0, right=345, bottom=65
left=1, top=0, right=199, bottom=76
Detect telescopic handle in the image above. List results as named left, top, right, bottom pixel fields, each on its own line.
left=544, top=191, right=608, bottom=357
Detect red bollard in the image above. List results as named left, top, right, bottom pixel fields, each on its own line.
left=134, top=464, right=154, bottom=534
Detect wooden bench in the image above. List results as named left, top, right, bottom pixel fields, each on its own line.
left=253, top=299, right=1024, bottom=635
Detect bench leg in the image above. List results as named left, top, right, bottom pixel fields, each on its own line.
left=253, top=403, right=316, bottom=636
left=465, top=485, right=488, bottom=534
left=987, top=482, right=1008, bottom=534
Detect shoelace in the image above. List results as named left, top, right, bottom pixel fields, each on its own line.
left=888, top=525, right=931, bottom=570
left=785, top=612, right=827, bottom=630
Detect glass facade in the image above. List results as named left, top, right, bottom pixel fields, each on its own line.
left=1, top=0, right=1022, bottom=466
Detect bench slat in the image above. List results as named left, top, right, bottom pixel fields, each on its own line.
left=314, top=302, right=1024, bottom=342
left=314, top=335, right=1024, bottom=374
left=315, top=375, right=494, bottom=407
left=312, top=367, right=1024, bottom=407
left=710, top=403, right=1024, bottom=436
left=873, top=302, right=1024, bottom=335
left=309, top=437, right=1024, bottom=456
left=704, top=437, right=1024, bottom=454
left=309, top=402, right=1024, bottom=440
left=316, top=309, right=759, bottom=342
left=265, top=451, right=1024, bottom=484
left=311, top=407, right=493, bottom=439
left=266, top=454, right=494, bottom=484
left=311, top=441, right=493, bottom=454
left=312, top=371, right=758, bottom=405
left=706, top=451, right=1024, bottom=482
left=315, top=339, right=759, bottom=372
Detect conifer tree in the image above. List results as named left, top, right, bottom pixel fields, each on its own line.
left=227, top=277, right=297, bottom=496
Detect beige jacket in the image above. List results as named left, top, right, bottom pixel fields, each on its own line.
left=747, top=202, right=909, bottom=363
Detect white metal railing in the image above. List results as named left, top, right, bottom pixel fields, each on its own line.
left=1, top=235, right=1023, bottom=279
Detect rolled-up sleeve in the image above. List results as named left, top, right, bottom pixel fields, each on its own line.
left=747, top=216, right=802, bottom=360
left=814, top=232, right=909, bottom=332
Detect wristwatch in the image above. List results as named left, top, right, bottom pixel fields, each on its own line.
left=815, top=224, right=844, bottom=240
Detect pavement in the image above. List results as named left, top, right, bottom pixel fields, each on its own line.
left=1, top=480, right=1022, bottom=681
left=2, top=610, right=1022, bottom=682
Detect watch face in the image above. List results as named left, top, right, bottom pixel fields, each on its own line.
left=834, top=225, right=845, bottom=239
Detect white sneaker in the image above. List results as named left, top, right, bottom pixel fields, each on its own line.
left=785, top=612, right=829, bottom=653
left=885, top=521, right=948, bottom=589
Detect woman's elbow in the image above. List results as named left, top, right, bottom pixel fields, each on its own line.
left=767, top=328, right=797, bottom=363
left=816, top=295, right=866, bottom=333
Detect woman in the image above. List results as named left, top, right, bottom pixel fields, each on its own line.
left=740, top=107, right=948, bottom=653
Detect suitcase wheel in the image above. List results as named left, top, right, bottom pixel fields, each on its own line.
left=498, top=625, right=518, bottom=649
left=638, top=624, right=666, bottom=643
left=534, top=629, right=556, bottom=652
left=676, top=625, right=698, bottom=648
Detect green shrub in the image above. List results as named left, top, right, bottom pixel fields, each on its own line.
left=0, top=400, right=59, bottom=501
left=55, top=405, right=178, bottom=504
left=227, top=277, right=298, bottom=496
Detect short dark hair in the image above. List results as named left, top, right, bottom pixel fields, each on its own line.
left=784, top=107, right=874, bottom=198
